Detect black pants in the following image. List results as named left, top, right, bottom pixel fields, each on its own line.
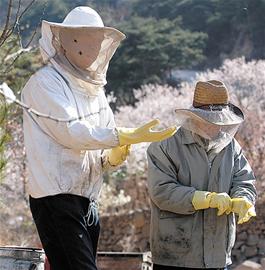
left=30, top=194, right=100, bottom=270
left=153, top=264, right=227, bottom=270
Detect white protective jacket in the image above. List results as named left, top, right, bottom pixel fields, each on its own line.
left=22, top=20, right=120, bottom=200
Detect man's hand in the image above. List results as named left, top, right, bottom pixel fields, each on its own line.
left=105, top=145, right=131, bottom=167
left=192, top=191, right=232, bottom=216
left=226, top=197, right=256, bottom=224
left=117, top=119, right=176, bottom=146
left=209, top=192, right=232, bottom=216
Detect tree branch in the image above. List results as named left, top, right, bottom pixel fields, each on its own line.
left=0, top=0, right=13, bottom=47
left=5, top=0, right=21, bottom=39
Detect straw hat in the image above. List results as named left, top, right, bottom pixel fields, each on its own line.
left=193, top=80, right=229, bottom=107
left=175, top=80, right=244, bottom=126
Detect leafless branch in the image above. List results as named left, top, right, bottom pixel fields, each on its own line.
left=0, top=0, right=37, bottom=49
left=18, top=0, right=36, bottom=22
left=21, top=0, right=48, bottom=49
left=14, top=0, right=22, bottom=25
left=1, top=43, right=14, bottom=63
left=20, top=26, right=38, bottom=49
left=14, top=0, right=37, bottom=49
left=4, top=47, right=32, bottom=62
left=0, top=47, right=34, bottom=75
left=0, top=0, right=13, bottom=47
left=5, top=0, right=22, bottom=39
left=0, top=0, right=44, bottom=78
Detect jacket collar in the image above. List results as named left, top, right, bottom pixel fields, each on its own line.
left=180, top=128, right=196, bottom=145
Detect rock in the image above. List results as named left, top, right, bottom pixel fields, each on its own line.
left=258, top=239, right=265, bottom=256
left=241, top=245, right=247, bottom=253
left=258, top=239, right=265, bottom=248
left=232, top=248, right=243, bottom=261
left=234, top=260, right=262, bottom=270
left=234, top=241, right=245, bottom=249
left=260, top=258, right=265, bottom=269
left=245, top=246, right=258, bottom=258
left=247, top=235, right=260, bottom=246
left=238, top=232, right=248, bottom=241
left=141, top=224, right=149, bottom=238
left=133, top=210, right=145, bottom=228
left=250, top=257, right=260, bottom=263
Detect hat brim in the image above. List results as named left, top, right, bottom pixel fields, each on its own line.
left=175, top=103, right=244, bottom=126
left=42, top=20, right=126, bottom=41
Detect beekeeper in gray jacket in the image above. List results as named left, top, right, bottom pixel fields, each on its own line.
left=147, top=80, right=257, bottom=270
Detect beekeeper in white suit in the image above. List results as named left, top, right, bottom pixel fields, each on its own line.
left=21, top=6, right=176, bottom=270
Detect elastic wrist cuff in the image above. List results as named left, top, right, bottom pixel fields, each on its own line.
left=192, top=191, right=212, bottom=210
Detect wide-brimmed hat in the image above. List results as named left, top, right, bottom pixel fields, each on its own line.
left=42, top=6, right=125, bottom=40
left=175, top=80, right=244, bottom=126
left=39, top=6, right=125, bottom=87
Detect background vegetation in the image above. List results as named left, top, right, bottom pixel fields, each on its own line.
left=1, top=0, right=265, bottom=104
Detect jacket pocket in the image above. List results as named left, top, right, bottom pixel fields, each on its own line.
left=158, top=211, right=194, bottom=253
left=159, top=210, right=188, bottom=219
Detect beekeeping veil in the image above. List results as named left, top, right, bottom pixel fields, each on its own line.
left=175, top=80, right=244, bottom=154
left=39, top=6, right=125, bottom=94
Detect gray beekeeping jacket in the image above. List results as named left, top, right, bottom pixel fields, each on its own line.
left=147, top=127, right=256, bottom=268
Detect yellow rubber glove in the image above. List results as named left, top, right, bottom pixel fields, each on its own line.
left=104, top=145, right=131, bottom=167
left=209, top=192, right=232, bottom=216
left=192, top=191, right=232, bottom=216
left=226, top=197, right=256, bottom=224
left=192, top=191, right=212, bottom=210
left=117, top=119, right=176, bottom=146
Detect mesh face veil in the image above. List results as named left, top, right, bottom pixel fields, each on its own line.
left=59, top=28, right=105, bottom=70
left=175, top=106, right=243, bottom=152
left=50, top=26, right=124, bottom=86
